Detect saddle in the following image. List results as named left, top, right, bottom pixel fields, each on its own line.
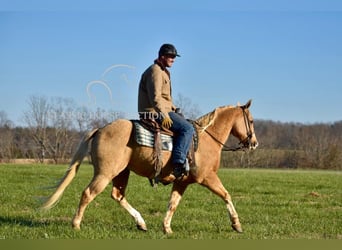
left=132, top=117, right=198, bottom=183
left=134, top=118, right=174, bottom=151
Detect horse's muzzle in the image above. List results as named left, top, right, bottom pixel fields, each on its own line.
left=241, top=133, right=258, bottom=151
left=249, top=141, right=259, bottom=150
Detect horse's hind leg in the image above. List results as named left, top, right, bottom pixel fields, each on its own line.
left=72, top=174, right=111, bottom=230
left=111, top=168, right=147, bottom=231
left=201, top=173, right=242, bottom=233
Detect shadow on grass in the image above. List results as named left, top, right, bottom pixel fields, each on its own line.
left=0, top=215, right=72, bottom=228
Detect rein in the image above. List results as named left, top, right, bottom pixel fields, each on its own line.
left=196, top=107, right=253, bottom=152
left=202, top=129, right=245, bottom=151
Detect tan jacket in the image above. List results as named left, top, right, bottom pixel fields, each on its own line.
left=138, top=61, right=176, bottom=118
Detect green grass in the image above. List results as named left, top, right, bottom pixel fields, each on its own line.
left=0, top=164, right=341, bottom=239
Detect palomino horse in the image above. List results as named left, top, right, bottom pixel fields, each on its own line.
left=41, top=100, right=258, bottom=234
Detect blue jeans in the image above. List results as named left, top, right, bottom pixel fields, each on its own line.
left=168, top=112, right=194, bottom=164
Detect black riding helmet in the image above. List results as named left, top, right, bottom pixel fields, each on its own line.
left=158, top=44, right=181, bottom=57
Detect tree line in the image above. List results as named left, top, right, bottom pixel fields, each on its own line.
left=0, top=95, right=341, bottom=170
left=222, top=120, right=342, bottom=170
left=0, top=96, right=125, bottom=164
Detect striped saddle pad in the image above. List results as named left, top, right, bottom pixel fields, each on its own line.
left=132, top=121, right=173, bottom=151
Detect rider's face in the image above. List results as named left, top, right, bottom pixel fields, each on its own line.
left=161, top=54, right=176, bottom=68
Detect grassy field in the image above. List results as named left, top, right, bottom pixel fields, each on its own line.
left=0, top=163, right=341, bottom=239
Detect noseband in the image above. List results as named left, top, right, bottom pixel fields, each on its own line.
left=199, top=107, right=253, bottom=152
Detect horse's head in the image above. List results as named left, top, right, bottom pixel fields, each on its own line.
left=231, top=99, right=259, bottom=150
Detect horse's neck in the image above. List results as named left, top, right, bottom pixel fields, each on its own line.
left=208, top=107, right=236, bottom=142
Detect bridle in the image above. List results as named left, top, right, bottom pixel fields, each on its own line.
left=196, top=107, right=254, bottom=152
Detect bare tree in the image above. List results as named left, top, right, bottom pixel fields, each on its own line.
left=0, top=111, right=13, bottom=128
left=23, top=95, right=50, bottom=162
left=0, top=111, right=14, bottom=162
left=75, top=106, right=92, bottom=133
left=174, top=93, right=201, bottom=120
left=296, top=123, right=342, bottom=169
left=88, top=108, right=125, bottom=129
left=46, top=97, right=77, bottom=163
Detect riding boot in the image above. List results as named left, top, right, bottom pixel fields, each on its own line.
left=173, top=159, right=190, bottom=180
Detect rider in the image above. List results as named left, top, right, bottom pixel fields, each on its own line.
left=138, top=43, right=194, bottom=180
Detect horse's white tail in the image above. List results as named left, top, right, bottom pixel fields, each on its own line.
left=40, top=128, right=99, bottom=211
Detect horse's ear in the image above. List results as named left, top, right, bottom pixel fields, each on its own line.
left=243, top=99, right=252, bottom=109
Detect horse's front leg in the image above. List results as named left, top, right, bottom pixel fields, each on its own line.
left=111, top=168, right=147, bottom=231
left=163, top=182, right=188, bottom=234
left=201, top=172, right=243, bottom=233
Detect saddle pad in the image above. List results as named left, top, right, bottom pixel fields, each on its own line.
left=133, top=121, right=173, bottom=151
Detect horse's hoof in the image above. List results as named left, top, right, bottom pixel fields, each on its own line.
left=163, top=226, right=173, bottom=235
left=72, top=217, right=81, bottom=230
left=232, top=223, right=243, bottom=233
left=137, top=223, right=147, bottom=232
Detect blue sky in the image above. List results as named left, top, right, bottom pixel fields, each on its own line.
left=1, top=1, right=342, bottom=125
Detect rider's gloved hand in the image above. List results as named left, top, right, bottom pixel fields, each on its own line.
left=162, top=115, right=173, bottom=129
